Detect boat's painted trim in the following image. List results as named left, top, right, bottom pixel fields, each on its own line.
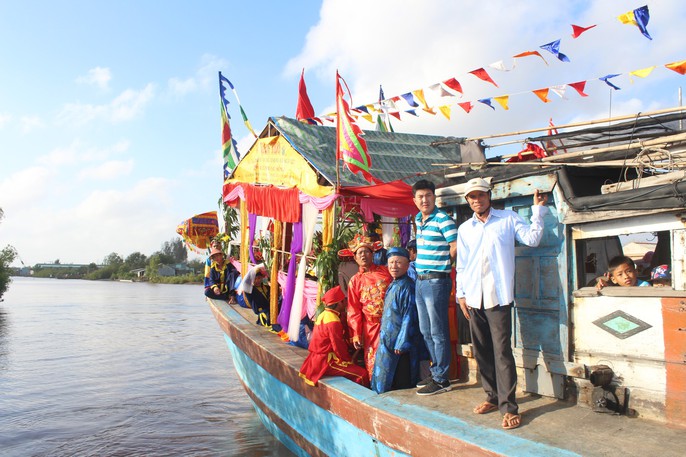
left=211, top=299, right=581, bottom=457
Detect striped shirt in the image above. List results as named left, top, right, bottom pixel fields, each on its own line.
left=414, top=207, right=457, bottom=273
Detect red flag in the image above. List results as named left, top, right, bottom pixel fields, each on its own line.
left=571, top=24, right=596, bottom=38
left=469, top=68, right=499, bottom=87
left=568, top=81, right=589, bottom=97
left=545, top=118, right=567, bottom=154
left=442, top=77, right=463, bottom=95
left=296, top=69, right=317, bottom=123
left=458, top=102, right=473, bottom=113
left=336, top=71, right=376, bottom=183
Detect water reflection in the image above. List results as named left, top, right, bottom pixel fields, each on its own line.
left=0, top=277, right=293, bottom=457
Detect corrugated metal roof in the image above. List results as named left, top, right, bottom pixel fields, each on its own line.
left=267, top=116, right=485, bottom=186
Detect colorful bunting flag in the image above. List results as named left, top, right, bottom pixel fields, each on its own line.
left=571, top=24, right=596, bottom=38
left=629, top=66, right=656, bottom=82
left=438, top=105, right=451, bottom=120
left=550, top=84, right=568, bottom=99
left=336, top=71, right=375, bottom=184
left=442, top=77, right=463, bottom=95
left=296, top=69, right=318, bottom=124
left=219, top=72, right=240, bottom=178
left=513, top=51, right=548, bottom=66
left=375, top=85, right=394, bottom=132
left=599, top=74, right=622, bottom=90
left=458, top=102, right=473, bottom=113
left=400, top=92, right=419, bottom=107
left=469, top=68, right=499, bottom=87
left=665, top=60, right=686, bottom=75
left=569, top=81, right=589, bottom=97
left=478, top=98, right=495, bottom=110
left=618, top=5, right=652, bottom=40
left=540, top=39, right=570, bottom=62
left=493, top=96, right=509, bottom=110
left=489, top=60, right=510, bottom=72
left=533, top=88, right=551, bottom=103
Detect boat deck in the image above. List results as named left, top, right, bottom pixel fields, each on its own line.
left=211, top=300, right=686, bottom=457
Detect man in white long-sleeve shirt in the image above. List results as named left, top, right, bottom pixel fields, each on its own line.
left=455, top=178, right=548, bottom=431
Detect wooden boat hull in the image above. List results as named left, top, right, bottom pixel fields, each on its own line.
left=209, top=299, right=589, bottom=457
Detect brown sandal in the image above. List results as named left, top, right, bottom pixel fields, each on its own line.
left=473, top=401, right=498, bottom=414
left=502, top=413, right=521, bottom=430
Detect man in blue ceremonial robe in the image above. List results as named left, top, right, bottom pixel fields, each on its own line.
left=371, top=247, right=424, bottom=394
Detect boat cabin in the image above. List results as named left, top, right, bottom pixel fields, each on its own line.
left=436, top=110, right=686, bottom=427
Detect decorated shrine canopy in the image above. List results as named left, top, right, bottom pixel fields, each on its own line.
left=176, top=211, right=219, bottom=252
left=223, top=116, right=485, bottom=214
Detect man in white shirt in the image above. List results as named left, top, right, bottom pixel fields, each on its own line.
left=455, top=178, right=548, bottom=430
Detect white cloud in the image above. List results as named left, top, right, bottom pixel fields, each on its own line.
left=20, top=115, right=44, bottom=133
left=57, top=83, right=155, bottom=125
left=167, top=54, right=228, bottom=96
left=168, top=77, right=197, bottom=95
left=286, top=0, right=686, bottom=141
left=0, top=166, right=54, bottom=212
left=37, top=139, right=130, bottom=167
left=0, top=113, right=12, bottom=127
left=76, top=66, right=112, bottom=90
left=78, top=159, right=134, bottom=181
left=0, top=177, right=179, bottom=266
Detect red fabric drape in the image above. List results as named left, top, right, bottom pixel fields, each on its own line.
left=246, top=185, right=301, bottom=223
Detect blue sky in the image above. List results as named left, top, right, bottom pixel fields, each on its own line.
left=1, top=0, right=684, bottom=267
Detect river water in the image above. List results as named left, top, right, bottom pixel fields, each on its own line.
left=0, top=277, right=293, bottom=457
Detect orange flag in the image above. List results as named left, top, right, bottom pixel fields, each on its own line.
left=665, top=60, right=686, bottom=75
left=513, top=50, right=548, bottom=66
left=533, top=88, right=551, bottom=103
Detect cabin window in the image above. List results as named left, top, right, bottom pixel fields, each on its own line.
left=574, top=231, right=672, bottom=289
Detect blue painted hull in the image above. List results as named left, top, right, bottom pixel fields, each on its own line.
left=212, top=301, right=583, bottom=457
left=225, top=334, right=408, bottom=457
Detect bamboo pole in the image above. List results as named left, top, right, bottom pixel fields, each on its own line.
left=467, top=106, right=686, bottom=142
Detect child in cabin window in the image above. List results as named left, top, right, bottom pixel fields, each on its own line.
left=596, top=255, right=650, bottom=290
left=650, top=264, right=672, bottom=288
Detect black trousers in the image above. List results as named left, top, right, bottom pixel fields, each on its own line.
left=469, top=303, right=518, bottom=415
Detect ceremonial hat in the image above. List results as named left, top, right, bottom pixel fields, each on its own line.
left=387, top=247, right=410, bottom=259
left=322, top=286, right=345, bottom=306
left=338, top=233, right=383, bottom=258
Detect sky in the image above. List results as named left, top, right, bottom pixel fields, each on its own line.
left=1, top=0, right=684, bottom=267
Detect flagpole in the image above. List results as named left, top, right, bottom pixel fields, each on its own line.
left=335, top=71, right=341, bottom=193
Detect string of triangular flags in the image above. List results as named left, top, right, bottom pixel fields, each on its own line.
left=317, top=57, right=685, bottom=124
left=305, top=5, right=660, bottom=125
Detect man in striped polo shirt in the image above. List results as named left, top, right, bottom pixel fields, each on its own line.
left=412, top=179, right=457, bottom=396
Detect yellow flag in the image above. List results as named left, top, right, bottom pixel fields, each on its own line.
left=412, top=89, right=429, bottom=109
left=617, top=11, right=637, bottom=26
left=438, top=105, right=451, bottom=120
left=629, top=66, right=656, bottom=82
left=494, top=95, right=509, bottom=110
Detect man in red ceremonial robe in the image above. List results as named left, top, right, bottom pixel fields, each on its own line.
left=341, top=234, right=392, bottom=379
left=299, top=286, right=369, bottom=387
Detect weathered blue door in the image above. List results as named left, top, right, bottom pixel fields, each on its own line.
left=508, top=194, right=568, bottom=399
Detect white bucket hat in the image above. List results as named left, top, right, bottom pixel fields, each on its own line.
left=464, top=178, right=491, bottom=197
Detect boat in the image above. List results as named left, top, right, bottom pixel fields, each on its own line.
left=208, top=108, right=686, bottom=456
